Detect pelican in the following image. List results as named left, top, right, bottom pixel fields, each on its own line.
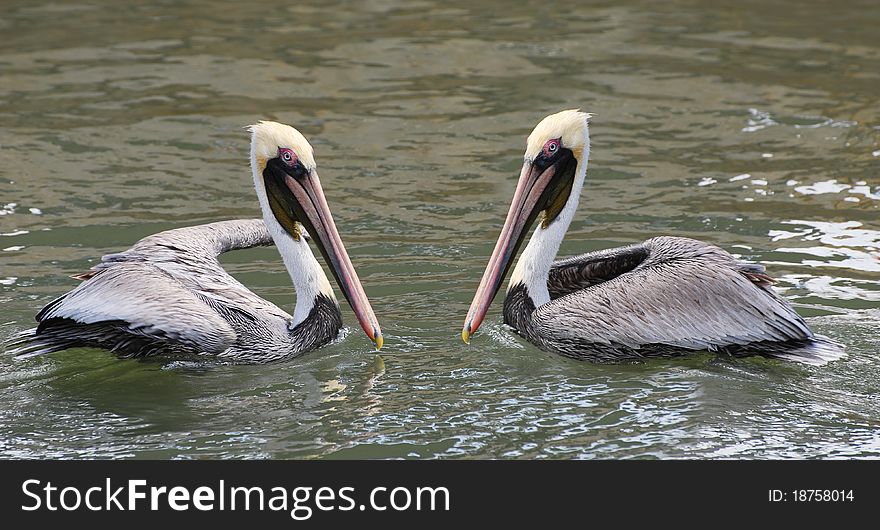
left=7, top=121, right=383, bottom=362
left=462, top=110, right=843, bottom=365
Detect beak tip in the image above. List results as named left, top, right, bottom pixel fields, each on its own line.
left=374, top=334, right=384, bottom=351
left=461, top=324, right=471, bottom=345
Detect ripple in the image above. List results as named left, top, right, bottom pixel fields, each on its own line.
left=742, top=108, right=858, bottom=133
left=769, top=220, right=880, bottom=273
left=795, top=179, right=880, bottom=200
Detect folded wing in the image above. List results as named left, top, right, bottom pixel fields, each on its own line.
left=7, top=219, right=279, bottom=358
left=536, top=237, right=839, bottom=363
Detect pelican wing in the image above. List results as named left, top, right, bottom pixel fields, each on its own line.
left=548, top=243, right=650, bottom=299
left=535, top=236, right=816, bottom=354
left=20, top=262, right=238, bottom=356
left=8, top=219, right=283, bottom=358
left=95, top=218, right=272, bottom=266
left=88, top=219, right=287, bottom=316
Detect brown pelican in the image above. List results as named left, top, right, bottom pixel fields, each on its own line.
left=462, top=110, right=843, bottom=365
left=8, top=121, right=383, bottom=362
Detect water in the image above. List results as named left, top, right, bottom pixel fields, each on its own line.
left=1, top=0, right=879, bottom=459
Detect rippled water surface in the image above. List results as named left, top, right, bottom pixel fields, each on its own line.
left=1, top=0, right=879, bottom=459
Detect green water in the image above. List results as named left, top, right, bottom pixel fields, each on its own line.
left=1, top=0, right=878, bottom=459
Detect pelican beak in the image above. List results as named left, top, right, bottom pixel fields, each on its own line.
left=265, top=162, right=383, bottom=350
left=462, top=148, right=576, bottom=343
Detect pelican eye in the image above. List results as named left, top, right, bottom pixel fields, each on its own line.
left=545, top=139, right=560, bottom=155
left=278, top=147, right=296, bottom=165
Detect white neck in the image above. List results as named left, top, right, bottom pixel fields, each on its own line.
left=251, top=156, right=335, bottom=327
left=508, top=137, right=590, bottom=308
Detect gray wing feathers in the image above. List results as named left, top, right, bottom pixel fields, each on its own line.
left=13, top=219, right=281, bottom=358
left=535, top=236, right=813, bottom=351
left=91, top=219, right=286, bottom=319
left=38, top=262, right=236, bottom=354
left=95, top=218, right=271, bottom=278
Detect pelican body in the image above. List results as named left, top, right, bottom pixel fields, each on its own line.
left=463, top=110, right=842, bottom=365
left=8, top=121, right=382, bottom=362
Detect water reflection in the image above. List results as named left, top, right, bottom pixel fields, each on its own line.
left=769, top=220, right=880, bottom=273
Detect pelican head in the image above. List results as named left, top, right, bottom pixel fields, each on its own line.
left=248, top=121, right=383, bottom=350
left=462, top=109, right=591, bottom=343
